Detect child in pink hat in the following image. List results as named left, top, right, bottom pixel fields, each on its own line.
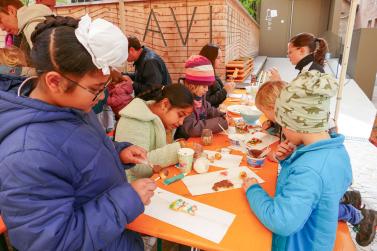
left=174, top=55, right=228, bottom=139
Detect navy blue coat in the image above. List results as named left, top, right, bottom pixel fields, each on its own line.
left=0, top=74, right=144, bottom=251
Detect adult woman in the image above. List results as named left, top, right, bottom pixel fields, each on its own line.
left=270, top=32, right=328, bottom=80
left=0, top=15, right=155, bottom=251
left=200, top=43, right=235, bottom=107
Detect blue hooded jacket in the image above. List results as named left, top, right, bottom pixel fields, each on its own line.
left=0, top=74, right=144, bottom=251
left=246, top=134, right=352, bottom=250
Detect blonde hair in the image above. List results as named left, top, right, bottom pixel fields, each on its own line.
left=184, top=81, right=204, bottom=94
left=255, top=81, right=287, bottom=110
left=0, top=46, right=27, bottom=67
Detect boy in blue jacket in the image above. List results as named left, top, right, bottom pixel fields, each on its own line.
left=243, top=71, right=353, bottom=250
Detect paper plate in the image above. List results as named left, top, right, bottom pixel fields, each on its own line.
left=227, top=105, right=258, bottom=115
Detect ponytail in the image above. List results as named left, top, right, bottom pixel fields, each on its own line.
left=137, top=84, right=193, bottom=108
left=290, top=33, right=329, bottom=66
left=313, top=38, right=328, bottom=66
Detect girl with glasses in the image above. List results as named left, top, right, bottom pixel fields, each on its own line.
left=0, top=15, right=155, bottom=251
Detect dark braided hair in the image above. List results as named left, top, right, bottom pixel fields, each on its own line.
left=137, top=84, right=193, bottom=109
left=30, top=16, right=97, bottom=76
left=290, top=33, right=328, bottom=66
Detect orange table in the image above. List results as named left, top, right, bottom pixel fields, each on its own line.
left=128, top=92, right=356, bottom=251
left=128, top=133, right=278, bottom=250
left=0, top=216, right=5, bottom=234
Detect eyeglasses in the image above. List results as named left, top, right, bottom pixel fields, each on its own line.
left=60, top=72, right=112, bottom=102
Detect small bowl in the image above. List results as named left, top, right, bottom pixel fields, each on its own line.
left=240, top=108, right=262, bottom=125
left=246, top=154, right=266, bottom=168
left=228, top=134, right=244, bottom=146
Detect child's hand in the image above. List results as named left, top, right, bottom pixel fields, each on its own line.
left=224, top=82, right=235, bottom=93
left=275, top=140, right=296, bottom=161
left=131, top=178, right=157, bottom=205
left=242, top=178, right=259, bottom=192
left=262, top=120, right=273, bottom=130
left=269, top=67, right=282, bottom=81
left=119, top=145, right=147, bottom=164
left=266, top=150, right=278, bottom=162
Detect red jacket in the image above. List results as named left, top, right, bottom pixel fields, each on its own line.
left=107, top=81, right=133, bottom=117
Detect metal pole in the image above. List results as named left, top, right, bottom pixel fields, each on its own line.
left=334, top=0, right=359, bottom=123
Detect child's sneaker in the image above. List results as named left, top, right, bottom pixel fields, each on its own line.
left=355, top=208, right=377, bottom=246
left=341, top=190, right=362, bottom=209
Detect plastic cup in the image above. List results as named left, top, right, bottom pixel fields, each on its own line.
left=246, top=154, right=266, bottom=168
left=177, top=148, right=195, bottom=173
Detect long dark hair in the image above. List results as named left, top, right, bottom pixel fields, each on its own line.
left=290, top=32, right=328, bottom=66
left=199, top=43, right=219, bottom=71
left=30, top=16, right=97, bottom=91
left=137, top=84, right=193, bottom=109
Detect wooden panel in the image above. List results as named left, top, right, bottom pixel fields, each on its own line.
left=54, top=0, right=259, bottom=83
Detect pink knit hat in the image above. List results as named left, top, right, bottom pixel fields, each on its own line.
left=184, top=55, right=215, bottom=86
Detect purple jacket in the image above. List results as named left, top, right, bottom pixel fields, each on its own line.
left=175, top=96, right=228, bottom=139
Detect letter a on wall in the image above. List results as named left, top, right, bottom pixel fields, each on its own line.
left=143, top=9, right=167, bottom=46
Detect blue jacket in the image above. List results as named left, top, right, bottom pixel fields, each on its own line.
left=246, top=134, right=352, bottom=251
left=0, top=74, right=144, bottom=251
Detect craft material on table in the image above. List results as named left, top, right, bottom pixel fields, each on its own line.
left=244, top=132, right=279, bottom=151
left=204, top=150, right=243, bottom=169
left=163, top=173, right=187, bottom=185
left=144, top=188, right=236, bottom=243
left=228, top=93, right=243, bottom=99
left=182, top=166, right=264, bottom=196
left=227, top=105, right=259, bottom=115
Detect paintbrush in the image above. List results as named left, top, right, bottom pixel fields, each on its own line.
left=218, top=123, right=229, bottom=136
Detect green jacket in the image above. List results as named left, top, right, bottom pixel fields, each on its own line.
left=115, top=98, right=180, bottom=181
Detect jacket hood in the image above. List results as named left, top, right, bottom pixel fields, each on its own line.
left=118, top=98, right=158, bottom=122
left=17, top=4, right=53, bottom=34
left=283, top=134, right=345, bottom=165
left=0, top=74, right=87, bottom=143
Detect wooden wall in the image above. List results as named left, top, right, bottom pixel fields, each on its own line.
left=30, top=0, right=258, bottom=83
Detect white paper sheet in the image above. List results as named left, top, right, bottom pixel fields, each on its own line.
left=228, top=93, right=243, bottom=99
left=203, top=150, right=243, bottom=169
left=182, top=166, right=265, bottom=196
left=144, top=188, right=236, bottom=243
left=244, top=132, right=279, bottom=150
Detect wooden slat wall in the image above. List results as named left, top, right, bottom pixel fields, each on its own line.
left=225, top=0, right=259, bottom=64
left=51, top=0, right=259, bottom=83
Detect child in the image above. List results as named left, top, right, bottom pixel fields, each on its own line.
left=269, top=32, right=328, bottom=81
left=0, top=46, right=34, bottom=76
left=174, top=55, right=228, bottom=139
left=243, top=72, right=353, bottom=250
left=255, top=80, right=287, bottom=141
left=107, top=81, right=133, bottom=120
left=0, top=15, right=155, bottom=250
left=199, top=43, right=235, bottom=107
left=115, top=84, right=201, bottom=182
left=255, top=80, right=377, bottom=247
